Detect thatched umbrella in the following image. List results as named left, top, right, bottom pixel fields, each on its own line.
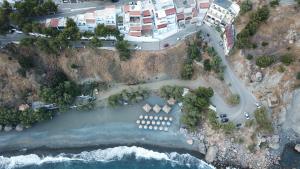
left=153, top=104, right=161, bottom=113
left=144, top=125, right=148, bottom=129
left=162, top=121, right=166, bottom=126
left=167, top=121, right=171, bottom=126
left=143, top=104, right=152, bottom=113
left=146, top=121, right=151, bottom=125
left=154, top=126, right=158, bottom=130
left=164, top=116, right=168, bottom=121
left=154, top=116, right=158, bottom=120
left=139, top=115, right=144, bottom=119
left=159, top=116, right=163, bottom=121
left=164, top=127, right=168, bottom=131
left=149, top=116, right=153, bottom=120
left=162, top=105, right=171, bottom=114
left=167, top=98, right=176, bottom=105
left=169, top=117, right=173, bottom=121
left=144, top=115, right=148, bottom=120
left=149, top=125, right=153, bottom=130
left=139, top=125, right=143, bottom=129
left=136, top=120, right=141, bottom=124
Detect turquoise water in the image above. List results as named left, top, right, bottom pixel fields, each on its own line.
left=0, top=146, right=214, bottom=169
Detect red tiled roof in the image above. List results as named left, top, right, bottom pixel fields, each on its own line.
left=129, top=11, right=141, bottom=16
left=142, top=25, right=152, bottom=30
left=129, top=31, right=142, bottom=37
left=130, top=26, right=142, bottom=31
left=157, top=24, right=167, bottom=29
left=143, top=10, right=151, bottom=16
left=124, top=5, right=130, bottom=12
left=225, top=25, right=234, bottom=49
left=176, top=13, right=184, bottom=21
left=143, top=18, right=153, bottom=24
left=165, top=8, right=176, bottom=16
left=50, top=18, right=59, bottom=27
left=199, top=2, right=210, bottom=9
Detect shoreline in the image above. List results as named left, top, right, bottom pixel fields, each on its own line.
left=0, top=142, right=248, bottom=169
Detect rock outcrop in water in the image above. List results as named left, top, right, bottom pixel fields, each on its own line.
left=294, top=144, right=300, bottom=153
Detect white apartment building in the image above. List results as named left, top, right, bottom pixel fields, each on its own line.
left=204, top=0, right=239, bottom=29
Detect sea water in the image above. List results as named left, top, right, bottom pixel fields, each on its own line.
left=0, top=146, right=215, bottom=169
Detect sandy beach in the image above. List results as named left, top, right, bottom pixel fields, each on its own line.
left=0, top=95, right=198, bottom=153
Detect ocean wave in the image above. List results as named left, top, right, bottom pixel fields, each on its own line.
left=0, top=146, right=215, bottom=169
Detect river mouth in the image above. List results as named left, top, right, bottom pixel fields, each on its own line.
left=280, top=142, right=300, bottom=168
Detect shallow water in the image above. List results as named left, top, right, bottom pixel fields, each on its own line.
left=0, top=146, right=214, bottom=169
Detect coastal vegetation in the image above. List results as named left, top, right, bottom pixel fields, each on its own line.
left=181, top=42, right=201, bottom=80
left=0, top=107, right=54, bottom=127
left=159, top=85, right=184, bottom=101
left=254, top=107, right=273, bottom=133
left=280, top=53, right=295, bottom=66
left=255, top=55, right=275, bottom=68
left=108, top=87, right=149, bottom=107
left=236, top=5, right=270, bottom=49
left=181, top=87, right=214, bottom=131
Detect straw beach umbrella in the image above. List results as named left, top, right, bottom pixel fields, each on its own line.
left=149, top=116, right=153, bottom=120
left=164, top=116, right=168, bottom=121
left=144, top=115, right=148, bottom=120
left=153, top=104, right=161, bottom=113
left=167, top=98, right=176, bottom=105
left=136, top=120, right=141, bottom=124
left=141, top=120, right=146, bottom=124
left=167, top=121, right=171, bottom=126
left=149, top=125, right=153, bottom=130
left=154, top=116, right=158, bottom=120
left=139, top=115, right=143, bottom=119
left=169, top=117, right=173, bottom=121
left=139, top=125, right=143, bottom=129
left=164, top=127, right=168, bottom=131
left=143, top=104, right=152, bottom=113
left=162, top=105, right=171, bottom=114
left=154, top=126, right=158, bottom=130
left=146, top=121, right=151, bottom=125
left=159, top=116, right=163, bottom=121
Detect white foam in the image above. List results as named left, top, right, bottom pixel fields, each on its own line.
left=0, top=146, right=215, bottom=169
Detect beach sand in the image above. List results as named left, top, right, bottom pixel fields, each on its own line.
left=0, top=95, right=198, bottom=153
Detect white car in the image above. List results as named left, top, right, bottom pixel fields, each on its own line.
left=255, top=102, right=262, bottom=108
left=244, top=112, right=250, bottom=119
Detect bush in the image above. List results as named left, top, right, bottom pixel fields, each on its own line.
left=226, top=94, right=240, bottom=105
left=203, top=59, right=212, bottom=71
left=246, top=54, right=253, bottom=60
left=116, top=40, right=131, bottom=61
left=71, top=63, right=79, bottom=69
left=277, top=65, right=286, bottom=73
left=17, top=55, right=34, bottom=70
left=270, top=0, right=279, bottom=7
left=261, top=41, right=269, bottom=47
left=254, top=107, right=273, bottom=133
left=181, top=63, right=194, bottom=80
left=240, top=0, right=252, bottom=14
left=280, top=54, right=294, bottom=65
left=108, top=88, right=149, bottom=107
left=255, top=55, right=275, bottom=68
left=159, top=85, right=184, bottom=100
left=297, top=72, right=300, bottom=80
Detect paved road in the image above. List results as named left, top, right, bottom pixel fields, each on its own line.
left=199, top=25, right=258, bottom=123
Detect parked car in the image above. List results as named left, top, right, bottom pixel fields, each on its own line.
left=220, top=114, right=227, bottom=118
left=255, top=102, right=262, bottom=108
left=244, top=112, right=250, bottom=119
left=221, top=118, right=229, bottom=123
left=236, top=123, right=242, bottom=128
left=164, top=43, right=169, bottom=48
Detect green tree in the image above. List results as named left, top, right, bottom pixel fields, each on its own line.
left=297, top=72, right=300, bottom=80
left=203, top=59, right=211, bottom=71
left=116, top=40, right=131, bottom=61
left=256, top=55, right=275, bottom=68
left=254, top=107, right=273, bottom=133
left=89, top=36, right=102, bottom=48
left=270, top=0, right=279, bottom=7
left=181, top=63, right=194, bottom=80
left=240, top=0, right=252, bottom=14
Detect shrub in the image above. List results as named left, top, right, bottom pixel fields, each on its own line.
left=277, top=65, right=286, bottom=73
left=261, top=41, right=269, bottom=47
left=246, top=54, right=253, bottom=60
left=270, top=0, right=279, bottom=7
left=71, top=63, right=79, bottom=69
left=226, top=94, right=240, bottom=105
left=181, top=63, right=194, bottom=80
left=255, top=55, right=275, bottom=68
left=203, top=59, right=212, bottom=71
left=297, top=72, right=300, bottom=80
left=116, top=40, right=131, bottom=61
left=159, top=85, right=184, bottom=100
left=254, top=107, right=273, bottom=133
left=248, top=143, right=256, bottom=153
left=280, top=54, right=294, bottom=65
left=240, top=0, right=252, bottom=14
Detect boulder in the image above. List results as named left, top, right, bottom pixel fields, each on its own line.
left=198, top=141, right=207, bottom=154
left=187, top=139, right=193, bottom=145
left=4, top=125, right=12, bottom=132
left=295, top=144, right=300, bottom=153
left=269, top=143, right=280, bottom=150
left=205, top=146, right=218, bottom=163
left=15, top=124, right=24, bottom=132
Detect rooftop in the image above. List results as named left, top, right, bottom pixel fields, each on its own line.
left=214, top=0, right=232, bottom=9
